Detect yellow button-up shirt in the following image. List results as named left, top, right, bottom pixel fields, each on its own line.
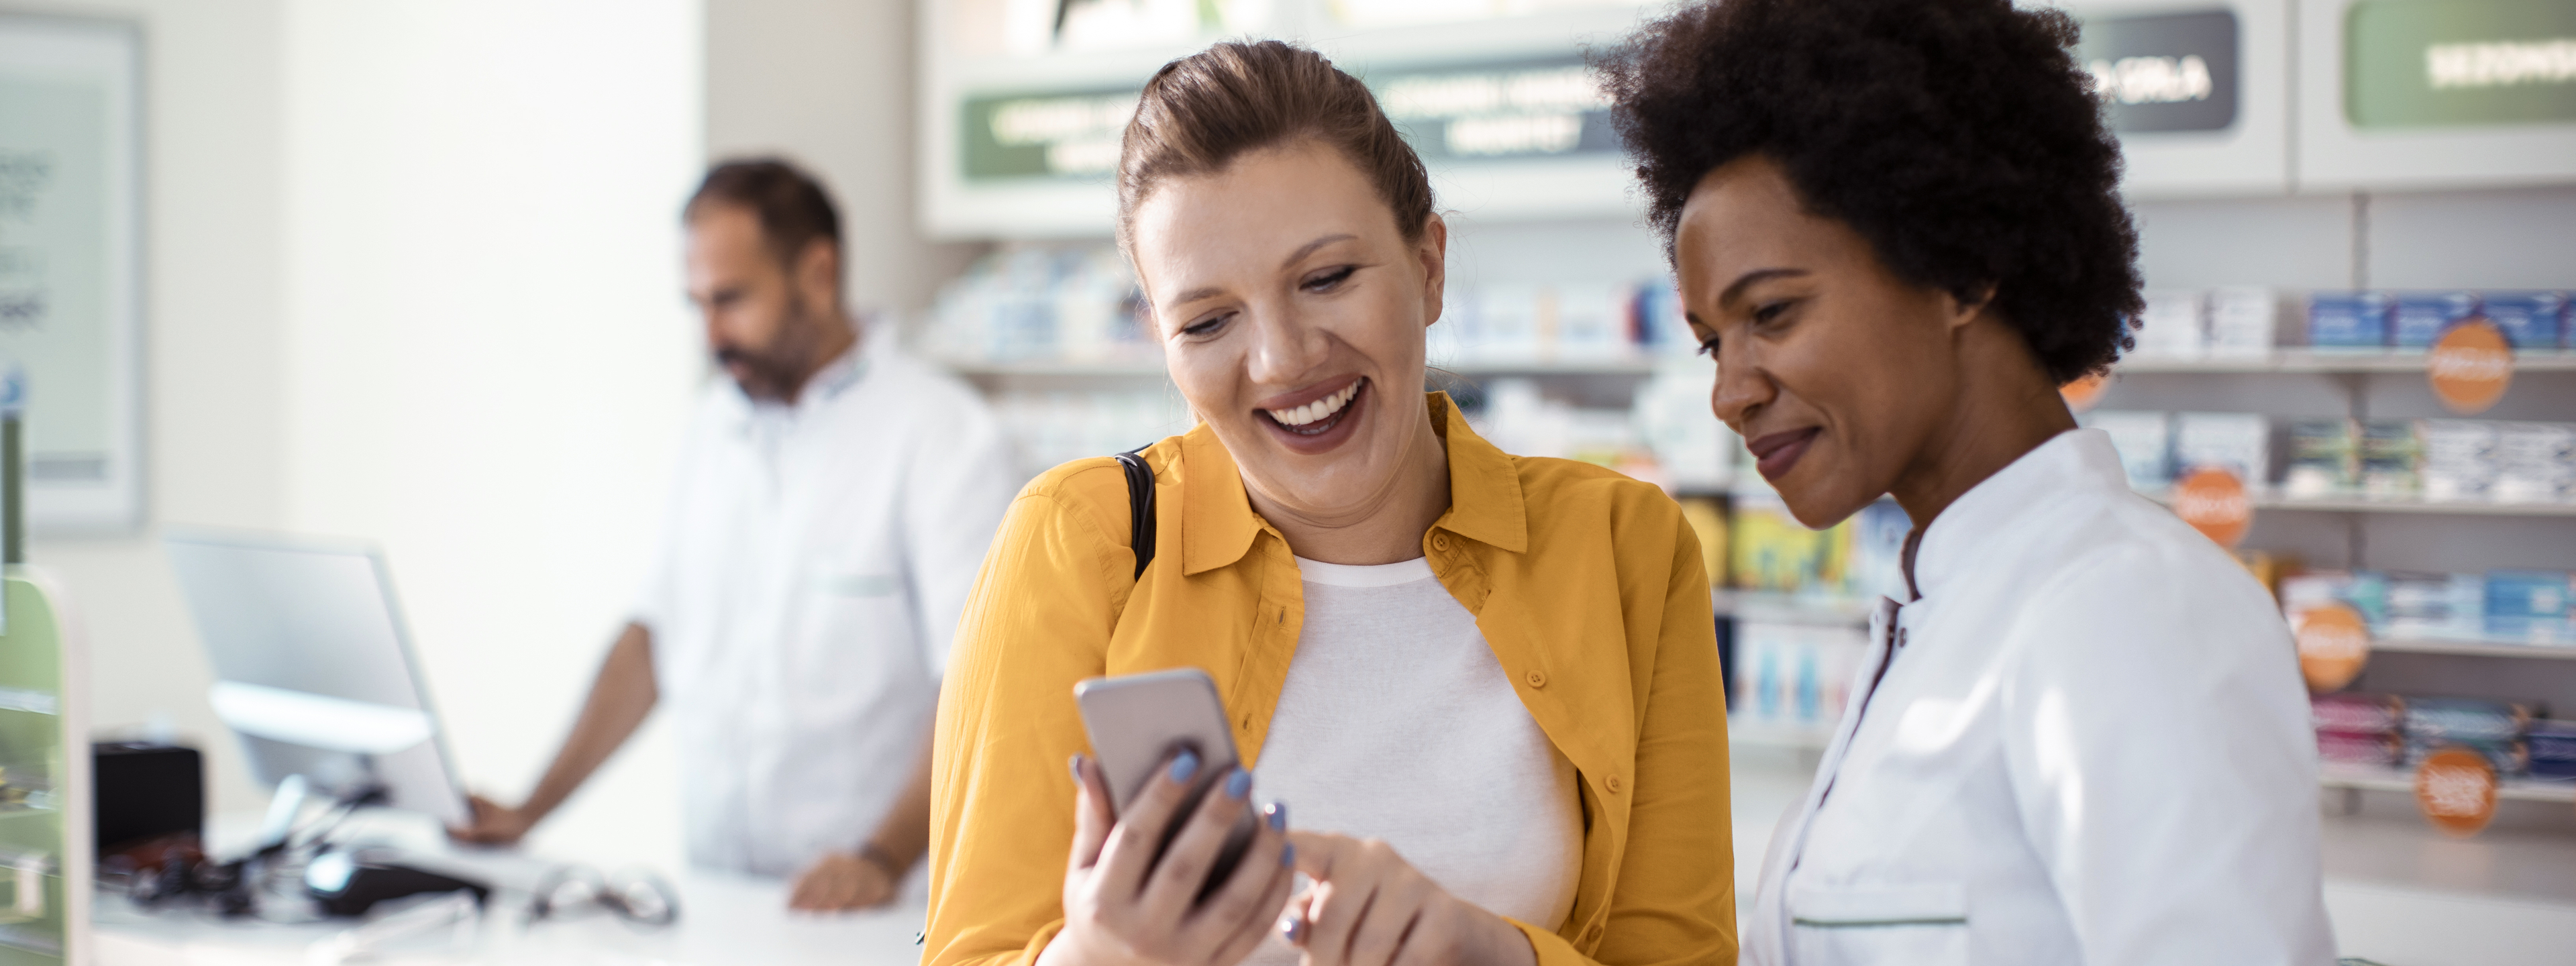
left=928, top=392, right=1737, bottom=966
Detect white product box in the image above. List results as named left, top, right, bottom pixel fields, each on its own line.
left=2083, top=410, right=2175, bottom=490
left=2495, top=422, right=2576, bottom=504
left=2206, top=286, right=2280, bottom=358
left=2420, top=420, right=2502, bottom=503
left=2175, top=412, right=2271, bottom=483
left=2130, top=289, right=2207, bottom=358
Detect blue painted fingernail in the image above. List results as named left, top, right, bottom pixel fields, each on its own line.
left=1280, top=843, right=1295, bottom=868
left=1280, top=913, right=1305, bottom=943
left=1266, top=802, right=1287, bottom=830
left=1068, top=755, right=1084, bottom=784
left=1226, top=769, right=1252, bottom=799
left=1168, top=750, right=1199, bottom=782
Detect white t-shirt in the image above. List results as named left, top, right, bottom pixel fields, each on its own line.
left=1243, top=554, right=1584, bottom=965
left=634, top=341, right=1018, bottom=875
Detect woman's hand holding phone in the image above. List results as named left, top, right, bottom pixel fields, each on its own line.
left=1278, top=831, right=1537, bottom=966
left=1041, top=751, right=1296, bottom=966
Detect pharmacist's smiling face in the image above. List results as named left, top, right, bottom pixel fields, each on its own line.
left=1130, top=139, right=1447, bottom=519
left=1675, top=155, right=1969, bottom=529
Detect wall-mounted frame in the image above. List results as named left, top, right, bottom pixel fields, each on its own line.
left=0, top=15, right=142, bottom=534
left=2298, top=0, right=2576, bottom=191
left=2064, top=0, right=2295, bottom=197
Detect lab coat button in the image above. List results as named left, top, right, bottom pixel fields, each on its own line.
left=1584, top=924, right=1603, bottom=943
left=1605, top=774, right=1622, bottom=794
left=1432, top=533, right=1451, bottom=552
left=1525, top=669, right=1546, bottom=688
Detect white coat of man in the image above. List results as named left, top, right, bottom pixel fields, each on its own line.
left=450, top=159, right=1018, bottom=912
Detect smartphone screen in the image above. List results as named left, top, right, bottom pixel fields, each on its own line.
left=1074, top=667, right=1260, bottom=903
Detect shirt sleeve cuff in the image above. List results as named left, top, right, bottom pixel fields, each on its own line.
left=1508, top=918, right=1594, bottom=966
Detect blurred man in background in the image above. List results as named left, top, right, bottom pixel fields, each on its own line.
left=450, top=159, right=1018, bottom=911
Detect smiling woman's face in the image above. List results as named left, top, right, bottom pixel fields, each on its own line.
left=1129, top=139, right=1447, bottom=525
left=1676, top=155, right=1976, bottom=529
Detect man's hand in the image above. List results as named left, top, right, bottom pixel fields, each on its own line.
left=789, top=851, right=900, bottom=912
left=448, top=794, right=539, bottom=846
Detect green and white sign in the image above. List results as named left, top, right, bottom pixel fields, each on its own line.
left=956, top=55, right=1616, bottom=184
left=2347, top=0, right=2576, bottom=128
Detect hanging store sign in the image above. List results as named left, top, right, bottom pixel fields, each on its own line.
left=956, top=56, right=1618, bottom=184
left=960, top=88, right=1141, bottom=183
left=2347, top=0, right=2576, bottom=129
left=2077, top=9, right=2241, bottom=133
left=1369, top=57, right=1617, bottom=163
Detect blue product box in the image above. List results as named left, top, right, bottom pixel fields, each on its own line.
left=2480, top=291, right=2568, bottom=352
left=2485, top=569, right=2573, bottom=642
left=2393, top=292, right=2478, bottom=349
left=2307, top=291, right=2390, bottom=350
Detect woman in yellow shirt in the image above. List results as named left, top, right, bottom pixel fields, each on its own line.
left=927, top=41, right=1736, bottom=966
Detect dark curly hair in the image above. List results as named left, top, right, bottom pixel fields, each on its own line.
left=1596, top=0, right=2143, bottom=382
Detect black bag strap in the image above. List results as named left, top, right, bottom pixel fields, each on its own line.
left=1114, top=448, right=1157, bottom=580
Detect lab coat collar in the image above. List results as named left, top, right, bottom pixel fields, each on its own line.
left=1178, top=390, right=1528, bottom=576
left=1908, top=428, right=2128, bottom=602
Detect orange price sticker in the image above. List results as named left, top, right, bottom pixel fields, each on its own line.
left=2428, top=319, right=2513, bottom=415
left=2414, top=745, right=2499, bottom=838
left=2171, top=466, right=2252, bottom=548
left=2060, top=371, right=2110, bottom=413
left=2292, top=602, right=2369, bottom=692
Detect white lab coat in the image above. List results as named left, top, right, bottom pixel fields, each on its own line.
left=1743, top=429, right=2335, bottom=966
left=635, top=342, right=1017, bottom=875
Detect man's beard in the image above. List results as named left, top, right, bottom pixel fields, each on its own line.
left=715, top=294, right=825, bottom=402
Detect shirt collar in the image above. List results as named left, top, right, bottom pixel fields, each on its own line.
left=1909, top=427, right=2127, bottom=602
left=1179, top=391, right=1529, bottom=576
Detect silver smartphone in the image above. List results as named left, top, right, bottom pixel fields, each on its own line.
left=1074, top=667, right=1261, bottom=902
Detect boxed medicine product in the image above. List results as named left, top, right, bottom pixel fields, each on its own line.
left=1731, top=622, right=1867, bottom=730
left=2360, top=421, right=2424, bottom=498
left=2131, top=290, right=2206, bottom=357
left=2391, top=292, right=2478, bottom=350
left=2484, top=570, right=2574, bottom=643
left=2206, top=287, right=2279, bottom=356
left=2479, top=291, right=2567, bottom=352
left=2493, top=422, right=2576, bottom=504
left=2174, top=412, right=2270, bottom=482
left=1730, top=497, right=1833, bottom=592
left=2083, top=410, right=2174, bottom=490
left=2528, top=720, right=2576, bottom=780
left=2420, top=420, right=2502, bottom=502
left=2306, top=291, right=2391, bottom=350
left=2285, top=419, right=2357, bottom=497
left=2402, top=696, right=2532, bottom=744
left=2404, top=737, right=2530, bottom=775
left=2385, top=571, right=2486, bottom=639
left=2318, top=730, right=2403, bottom=766
left=2313, top=692, right=2405, bottom=733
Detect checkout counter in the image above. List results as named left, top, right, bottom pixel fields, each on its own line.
left=92, top=810, right=928, bottom=966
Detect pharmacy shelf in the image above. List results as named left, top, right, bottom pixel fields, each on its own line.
left=2319, top=763, right=2576, bottom=804
left=1729, top=719, right=1835, bottom=751
left=940, top=357, right=1663, bottom=378
left=2116, top=350, right=2576, bottom=375
left=2138, top=488, right=2576, bottom=518
left=2371, top=637, right=2576, bottom=660
left=1712, top=590, right=1874, bottom=626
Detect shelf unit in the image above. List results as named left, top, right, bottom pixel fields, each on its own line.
left=2145, top=490, right=2576, bottom=519
left=2116, top=351, right=2576, bottom=375
left=2319, top=763, right=2576, bottom=805
left=1714, top=591, right=2576, bottom=663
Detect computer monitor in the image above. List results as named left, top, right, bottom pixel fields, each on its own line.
left=162, top=528, right=470, bottom=827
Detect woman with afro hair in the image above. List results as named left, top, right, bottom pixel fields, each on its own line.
left=1599, top=0, right=2334, bottom=963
